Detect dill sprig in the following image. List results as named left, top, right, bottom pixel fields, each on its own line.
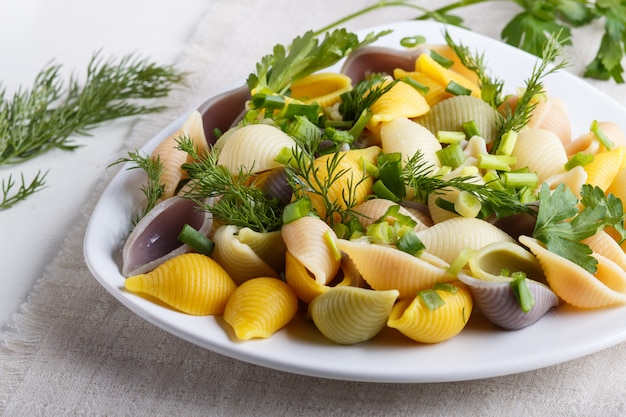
left=0, top=51, right=184, bottom=208
left=283, top=141, right=368, bottom=226
left=339, top=74, right=397, bottom=122
left=495, top=35, right=569, bottom=147
left=443, top=30, right=505, bottom=109
left=177, top=136, right=284, bottom=233
left=402, top=150, right=537, bottom=218
left=0, top=171, right=48, bottom=210
left=109, top=150, right=165, bottom=224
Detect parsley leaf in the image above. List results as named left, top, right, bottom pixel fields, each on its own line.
left=532, top=183, right=626, bottom=273
left=584, top=0, right=626, bottom=82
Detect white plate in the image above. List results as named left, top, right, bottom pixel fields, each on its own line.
left=84, top=20, right=626, bottom=383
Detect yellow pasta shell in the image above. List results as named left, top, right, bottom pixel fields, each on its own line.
left=582, top=230, right=626, bottom=271
left=290, top=72, right=352, bottom=108
left=415, top=53, right=481, bottom=98
left=224, top=277, right=298, bottom=340
left=368, top=79, right=430, bottom=131
left=236, top=227, right=286, bottom=276
left=393, top=69, right=451, bottom=106
left=584, top=146, right=625, bottom=192
left=520, top=236, right=626, bottom=308
left=124, top=253, right=236, bottom=315
left=337, top=238, right=451, bottom=298
left=306, top=146, right=379, bottom=222
left=607, top=166, right=626, bottom=203
left=387, top=281, right=473, bottom=344
left=309, top=286, right=399, bottom=345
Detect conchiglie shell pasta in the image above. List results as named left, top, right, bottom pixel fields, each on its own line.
left=351, top=199, right=430, bottom=232
left=510, top=129, right=567, bottom=183
left=565, top=121, right=626, bottom=156
left=211, top=225, right=280, bottom=284
left=236, top=227, right=287, bottom=275
left=584, top=147, right=625, bottom=191
left=281, top=216, right=341, bottom=285
left=368, top=79, right=430, bottom=131
left=506, top=95, right=571, bottom=144
left=379, top=118, right=442, bottom=173
left=124, top=253, right=236, bottom=315
left=337, top=238, right=451, bottom=298
left=306, top=146, right=379, bottom=222
left=224, top=277, right=298, bottom=340
left=520, top=236, right=626, bottom=308
left=414, top=96, right=498, bottom=145
left=417, top=217, right=515, bottom=264
left=216, top=124, right=295, bottom=175
left=582, top=230, right=626, bottom=271
left=151, top=110, right=209, bottom=200
left=606, top=166, right=626, bottom=203
left=309, top=286, right=399, bottom=345
left=393, top=69, right=451, bottom=106
left=426, top=169, right=485, bottom=224
left=543, top=166, right=588, bottom=198
left=415, top=53, right=481, bottom=98
left=387, top=281, right=473, bottom=343
left=290, top=72, right=352, bottom=108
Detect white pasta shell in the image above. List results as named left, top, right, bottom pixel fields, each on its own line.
left=565, top=121, right=626, bottom=156
left=309, top=286, right=399, bottom=345
left=417, top=217, right=515, bottom=264
left=351, top=199, right=430, bottom=232
left=520, top=235, right=626, bottom=308
left=211, top=225, right=280, bottom=284
left=281, top=216, right=341, bottom=285
left=216, top=124, right=295, bottom=175
left=511, top=128, right=567, bottom=183
left=336, top=238, right=451, bottom=298
left=426, top=169, right=485, bottom=224
left=414, top=96, right=498, bottom=145
left=379, top=118, right=442, bottom=172
left=527, top=96, right=572, bottom=145
left=543, top=166, right=588, bottom=198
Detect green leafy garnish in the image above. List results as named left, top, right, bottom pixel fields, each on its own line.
left=532, top=183, right=626, bottom=273
left=109, top=150, right=165, bottom=224
left=0, top=51, right=184, bottom=208
left=177, top=137, right=284, bottom=233
left=0, top=171, right=48, bottom=210
left=246, top=28, right=390, bottom=96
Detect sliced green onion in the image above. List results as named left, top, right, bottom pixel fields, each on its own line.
left=377, top=152, right=406, bottom=200
left=483, top=170, right=506, bottom=191
left=402, top=76, right=430, bottom=94
left=324, top=230, right=342, bottom=261
left=324, top=126, right=353, bottom=145
left=591, top=120, right=614, bottom=150
left=496, top=130, right=518, bottom=156
left=396, top=229, right=425, bottom=257
left=564, top=152, right=594, bottom=171
left=434, top=282, right=459, bottom=294
left=454, top=191, right=482, bottom=218
left=251, top=93, right=285, bottom=110
left=287, top=115, right=321, bottom=144
left=366, top=221, right=394, bottom=244
left=418, top=289, right=446, bottom=310
left=400, top=35, right=426, bottom=48
left=372, top=179, right=400, bottom=203
left=178, top=224, right=215, bottom=256
left=510, top=273, right=536, bottom=312
left=282, top=198, right=312, bottom=224
left=430, top=50, right=454, bottom=68
left=501, top=172, right=538, bottom=188
left=437, top=130, right=466, bottom=144
left=377, top=204, right=417, bottom=228
left=274, top=147, right=298, bottom=169
left=279, top=102, right=321, bottom=122
left=445, top=80, right=472, bottom=96
left=462, top=120, right=481, bottom=138
left=477, top=154, right=516, bottom=171
left=435, top=197, right=457, bottom=215
left=436, top=143, right=465, bottom=169
left=446, top=248, right=476, bottom=277
left=348, top=108, right=373, bottom=139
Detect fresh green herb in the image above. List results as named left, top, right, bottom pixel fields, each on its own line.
left=321, top=1, right=625, bottom=83
left=402, top=150, right=537, bottom=219
left=177, top=137, right=284, bottom=233
left=109, top=150, right=165, bottom=223
left=532, top=183, right=626, bottom=273
left=339, top=75, right=398, bottom=127
left=1, top=171, right=48, bottom=210
left=246, top=28, right=390, bottom=97
left=0, top=51, right=184, bottom=208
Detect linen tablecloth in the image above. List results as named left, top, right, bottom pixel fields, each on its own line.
left=2, top=1, right=625, bottom=415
